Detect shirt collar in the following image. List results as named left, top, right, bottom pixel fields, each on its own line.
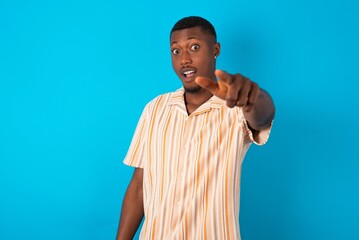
left=167, top=88, right=225, bottom=116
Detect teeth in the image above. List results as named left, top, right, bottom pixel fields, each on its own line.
left=184, top=70, right=195, bottom=75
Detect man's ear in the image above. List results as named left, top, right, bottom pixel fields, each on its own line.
left=214, top=42, right=220, bottom=58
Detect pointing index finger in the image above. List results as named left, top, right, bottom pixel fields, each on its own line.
left=195, top=77, right=219, bottom=95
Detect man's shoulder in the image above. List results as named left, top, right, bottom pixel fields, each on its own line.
left=145, top=88, right=183, bottom=108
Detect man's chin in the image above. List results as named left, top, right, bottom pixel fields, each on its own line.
left=184, top=85, right=202, bottom=93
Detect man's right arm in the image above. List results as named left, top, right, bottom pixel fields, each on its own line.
left=116, top=168, right=144, bottom=240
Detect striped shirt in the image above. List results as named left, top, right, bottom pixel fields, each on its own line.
left=124, top=88, right=272, bottom=240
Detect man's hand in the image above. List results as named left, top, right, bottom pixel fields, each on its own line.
left=195, top=70, right=260, bottom=112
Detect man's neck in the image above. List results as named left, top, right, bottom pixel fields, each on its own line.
left=184, top=88, right=213, bottom=115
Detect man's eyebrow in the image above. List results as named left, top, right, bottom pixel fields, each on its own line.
left=171, top=36, right=200, bottom=46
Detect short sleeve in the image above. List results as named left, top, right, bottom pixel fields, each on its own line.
left=123, top=106, right=148, bottom=168
left=242, top=110, right=273, bottom=146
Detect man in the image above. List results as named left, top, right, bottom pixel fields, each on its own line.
left=116, top=16, right=275, bottom=240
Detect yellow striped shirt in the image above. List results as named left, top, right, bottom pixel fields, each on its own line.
left=124, top=88, right=272, bottom=240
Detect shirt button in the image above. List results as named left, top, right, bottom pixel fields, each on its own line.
left=177, top=201, right=181, bottom=206
left=180, top=172, right=184, bottom=177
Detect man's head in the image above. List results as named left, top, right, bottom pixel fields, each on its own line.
left=170, top=16, right=220, bottom=93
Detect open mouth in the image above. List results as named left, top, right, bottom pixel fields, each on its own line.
left=181, top=67, right=197, bottom=79
left=183, top=70, right=196, bottom=78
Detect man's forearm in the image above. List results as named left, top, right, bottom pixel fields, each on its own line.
left=116, top=197, right=144, bottom=239
left=116, top=169, right=144, bottom=240
left=243, top=88, right=275, bottom=130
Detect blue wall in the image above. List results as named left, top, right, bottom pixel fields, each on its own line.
left=1, top=0, right=358, bottom=239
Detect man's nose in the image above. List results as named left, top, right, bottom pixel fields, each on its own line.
left=181, top=51, right=192, bottom=66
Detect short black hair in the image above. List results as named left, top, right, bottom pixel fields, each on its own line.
left=170, top=16, right=217, bottom=41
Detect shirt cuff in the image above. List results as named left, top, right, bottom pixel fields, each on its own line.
left=244, top=119, right=273, bottom=146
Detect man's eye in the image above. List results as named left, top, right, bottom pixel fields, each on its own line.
left=172, top=49, right=180, bottom=55
left=191, top=44, right=200, bottom=51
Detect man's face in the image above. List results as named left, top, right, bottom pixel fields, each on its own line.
left=170, top=27, right=220, bottom=93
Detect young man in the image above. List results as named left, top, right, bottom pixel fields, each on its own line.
left=116, top=16, right=275, bottom=240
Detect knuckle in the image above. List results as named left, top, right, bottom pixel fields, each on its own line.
left=247, top=98, right=256, bottom=105
left=226, top=96, right=237, bottom=102
left=226, top=102, right=235, bottom=108
left=236, top=73, right=245, bottom=80
left=236, top=98, right=247, bottom=107
left=228, top=74, right=237, bottom=84
left=251, top=91, right=259, bottom=100
left=251, top=82, right=259, bottom=91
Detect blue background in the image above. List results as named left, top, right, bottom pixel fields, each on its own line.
left=1, top=0, right=358, bottom=239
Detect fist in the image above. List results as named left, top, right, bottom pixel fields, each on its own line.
left=195, top=70, right=261, bottom=112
